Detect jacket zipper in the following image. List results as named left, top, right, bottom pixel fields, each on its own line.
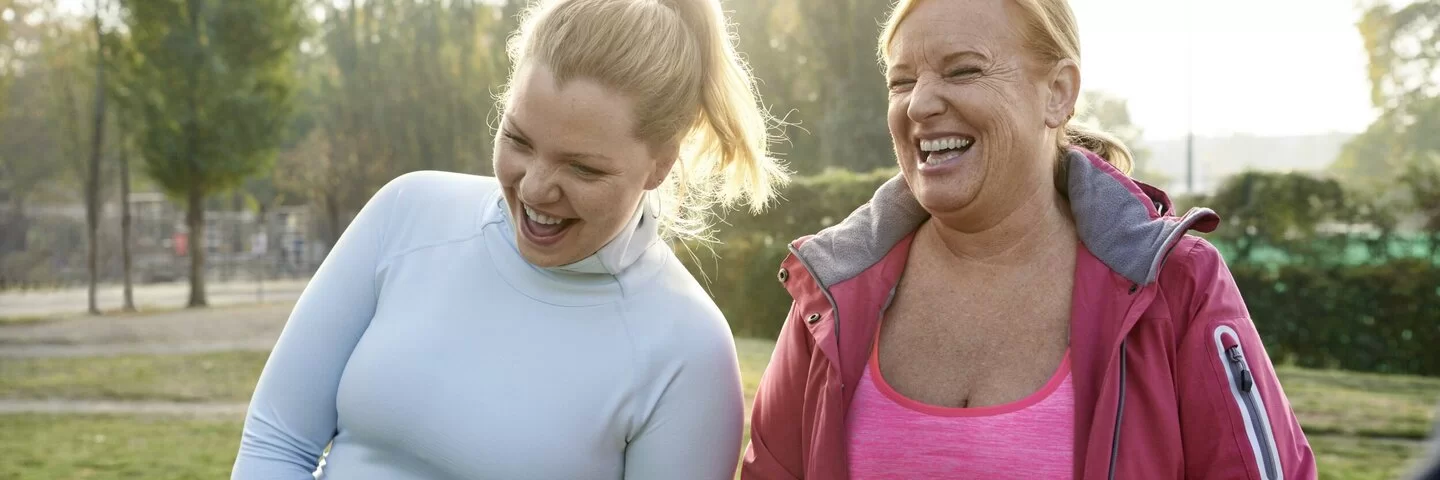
left=1214, top=325, right=1282, bottom=480
left=1107, top=340, right=1127, bottom=480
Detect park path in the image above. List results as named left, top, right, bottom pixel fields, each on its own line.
left=0, top=278, right=307, bottom=319
left=0, top=301, right=294, bottom=415
left=0, top=399, right=249, bottom=417
left=0, top=302, right=292, bottom=357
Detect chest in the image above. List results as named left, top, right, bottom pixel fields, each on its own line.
left=875, top=249, right=1074, bottom=408
left=329, top=251, right=638, bottom=479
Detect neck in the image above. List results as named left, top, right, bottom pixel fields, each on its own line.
left=922, top=181, right=1076, bottom=267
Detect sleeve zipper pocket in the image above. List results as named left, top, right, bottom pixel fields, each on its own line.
left=1213, top=325, right=1283, bottom=480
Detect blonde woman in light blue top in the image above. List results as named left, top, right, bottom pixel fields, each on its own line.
left=230, top=0, right=788, bottom=478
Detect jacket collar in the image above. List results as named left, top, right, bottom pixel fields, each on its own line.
left=787, top=147, right=1219, bottom=290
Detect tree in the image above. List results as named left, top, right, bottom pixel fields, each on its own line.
left=790, top=0, right=892, bottom=172
left=0, top=1, right=71, bottom=265
left=118, top=128, right=135, bottom=310
left=1204, top=171, right=1349, bottom=265
left=1341, top=0, right=1440, bottom=257
left=114, top=0, right=306, bottom=307
left=85, top=0, right=106, bottom=314
left=278, top=0, right=507, bottom=248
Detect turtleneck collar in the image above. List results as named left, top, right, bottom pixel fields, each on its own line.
left=482, top=191, right=667, bottom=307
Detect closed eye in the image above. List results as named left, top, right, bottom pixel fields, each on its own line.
left=502, top=130, right=531, bottom=149
left=887, top=78, right=916, bottom=93
left=946, top=67, right=982, bottom=78
left=570, top=162, right=606, bottom=177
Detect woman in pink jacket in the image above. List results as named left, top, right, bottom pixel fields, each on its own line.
left=742, top=0, right=1317, bottom=478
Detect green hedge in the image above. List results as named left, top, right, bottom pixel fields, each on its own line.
left=1232, top=260, right=1440, bottom=376
left=679, top=169, right=1440, bottom=376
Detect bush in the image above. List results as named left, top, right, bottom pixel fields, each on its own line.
left=679, top=167, right=894, bottom=338
left=1233, top=260, right=1440, bottom=376
left=676, top=235, right=793, bottom=339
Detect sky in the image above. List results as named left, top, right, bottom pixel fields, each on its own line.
left=48, top=0, right=1382, bottom=141
left=1071, top=0, right=1378, bottom=140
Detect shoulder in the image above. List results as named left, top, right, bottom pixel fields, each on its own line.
left=1155, top=234, right=1248, bottom=323
left=379, top=171, right=500, bottom=212
left=623, top=261, right=735, bottom=368
left=371, top=171, right=501, bottom=257
left=1158, top=235, right=1232, bottom=288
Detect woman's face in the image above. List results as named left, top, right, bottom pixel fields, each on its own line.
left=493, top=63, right=675, bottom=267
left=884, top=0, right=1078, bottom=223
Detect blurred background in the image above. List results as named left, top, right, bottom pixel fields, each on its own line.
left=1, top=0, right=1437, bottom=478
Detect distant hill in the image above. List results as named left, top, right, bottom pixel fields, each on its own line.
left=1137, top=132, right=1355, bottom=194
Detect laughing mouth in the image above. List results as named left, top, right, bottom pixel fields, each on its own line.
left=918, top=136, right=975, bottom=166
left=521, top=203, right=576, bottom=239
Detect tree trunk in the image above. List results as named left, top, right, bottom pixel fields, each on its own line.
left=184, top=0, right=206, bottom=307
left=324, top=193, right=342, bottom=250
left=120, top=134, right=135, bottom=312
left=186, top=187, right=208, bottom=307
left=86, top=0, right=107, bottom=316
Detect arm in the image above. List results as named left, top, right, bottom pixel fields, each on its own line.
left=1172, top=238, right=1317, bottom=480
left=230, top=176, right=403, bottom=479
left=741, top=302, right=810, bottom=480
left=623, top=331, right=745, bottom=480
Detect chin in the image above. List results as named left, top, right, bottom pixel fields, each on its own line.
left=905, top=174, right=981, bottom=214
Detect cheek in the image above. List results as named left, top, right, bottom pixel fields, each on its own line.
left=572, top=181, right=631, bottom=218
left=493, top=150, right=526, bottom=184
left=887, top=98, right=910, bottom=141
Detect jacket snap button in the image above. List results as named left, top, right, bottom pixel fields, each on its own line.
left=806, top=313, right=821, bottom=324
left=777, top=268, right=789, bottom=283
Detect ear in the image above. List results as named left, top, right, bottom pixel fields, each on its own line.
left=645, top=142, right=680, bottom=190
left=1044, top=59, right=1081, bottom=129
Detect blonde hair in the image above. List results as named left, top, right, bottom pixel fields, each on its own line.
left=501, top=0, right=789, bottom=240
left=878, top=0, right=1134, bottom=175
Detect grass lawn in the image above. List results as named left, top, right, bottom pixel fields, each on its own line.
left=1280, top=366, right=1440, bottom=440
left=0, top=337, right=1436, bottom=479
left=0, top=315, right=56, bottom=325
left=0, top=414, right=243, bottom=480
left=0, top=351, right=269, bottom=402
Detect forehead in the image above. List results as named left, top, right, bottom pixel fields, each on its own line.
left=886, top=0, right=1025, bottom=70
left=506, top=63, right=646, bottom=159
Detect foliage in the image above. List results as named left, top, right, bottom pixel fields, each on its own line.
left=1233, top=260, right=1440, bottom=376
left=785, top=0, right=894, bottom=172
left=110, top=0, right=306, bottom=306
left=113, top=0, right=307, bottom=198
left=1337, top=0, right=1440, bottom=248
left=276, top=0, right=511, bottom=246
left=1202, top=171, right=1350, bottom=265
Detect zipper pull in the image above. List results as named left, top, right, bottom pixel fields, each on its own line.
left=1226, top=346, right=1254, bottom=392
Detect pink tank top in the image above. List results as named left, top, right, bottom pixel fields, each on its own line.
left=846, top=341, right=1075, bottom=479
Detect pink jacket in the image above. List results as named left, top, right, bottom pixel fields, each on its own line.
left=742, top=149, right=1317, bottom=479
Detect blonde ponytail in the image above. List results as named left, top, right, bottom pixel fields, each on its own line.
left=1063, top=122, right=1134, bottom=175
left=503, top=0, right=789, bottom=241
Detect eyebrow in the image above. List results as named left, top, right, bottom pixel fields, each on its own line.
left=503, top=115, right=614, bottom=163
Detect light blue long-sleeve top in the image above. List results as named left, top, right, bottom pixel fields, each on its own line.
left=231, top=171, right=745, bottom=480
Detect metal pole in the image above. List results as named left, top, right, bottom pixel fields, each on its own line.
left=1185, top=8, right=1195, bottom=194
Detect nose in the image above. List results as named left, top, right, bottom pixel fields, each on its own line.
left=517, top=162, right=563, bottom=206
left=906, top=77, right=946, bottom=123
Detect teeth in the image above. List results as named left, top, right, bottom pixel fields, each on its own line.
left=919, top=137, right=974, bottom=152
left=524, top=205, right=564, bottom=225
